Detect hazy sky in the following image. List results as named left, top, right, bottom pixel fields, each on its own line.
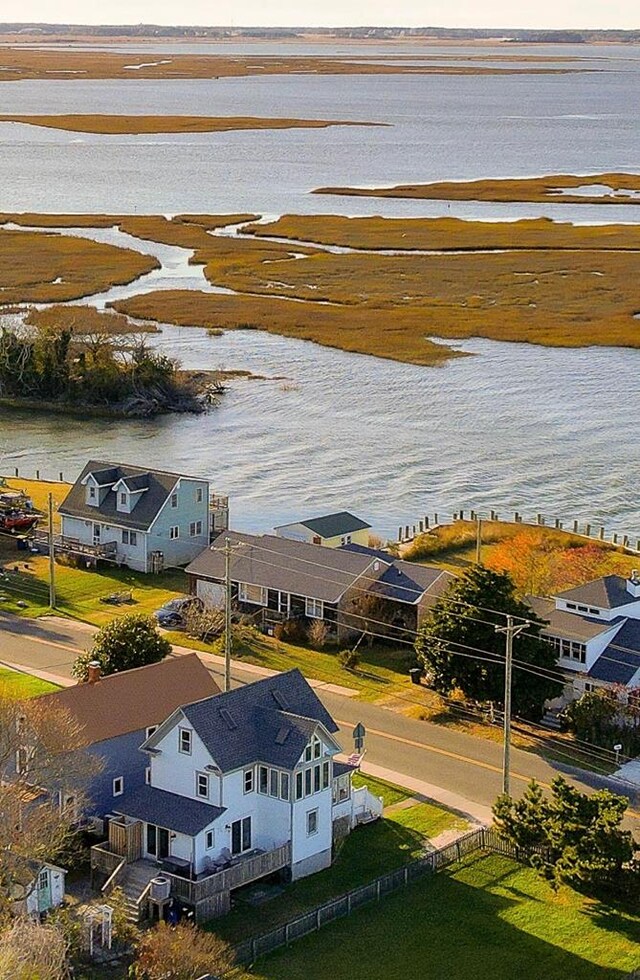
left=2, top=1, right=639, bottom=31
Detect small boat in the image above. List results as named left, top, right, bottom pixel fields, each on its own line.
left=0, top=491, right=39, bottom=534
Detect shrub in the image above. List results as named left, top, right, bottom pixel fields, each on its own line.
left=132, top=921, right=235, bottom=980
left=273, top=617, right=308, bottom=644
left=307, top=619, right=330, bottom=649
left=72, top=613, right=171, bottom=679
left=338, top=647, right=361, bottom=670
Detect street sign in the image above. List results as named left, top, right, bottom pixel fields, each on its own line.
left=352, top=722, right=366, bottom=751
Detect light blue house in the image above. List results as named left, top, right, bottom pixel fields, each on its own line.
left=58, top=461, right=225, bottom=573
left=37, top=655, right=219, bottom=822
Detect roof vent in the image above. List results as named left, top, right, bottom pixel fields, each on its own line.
left=219, top=708, right=237, bottom=731
left=275, top=727, right=290, bottom=745
left=272, top=690, right=289, bottom=710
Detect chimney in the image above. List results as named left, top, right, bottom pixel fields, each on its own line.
left=87, top=661, right=101, bottom=684
left=627, top=570, right=640, bottom=599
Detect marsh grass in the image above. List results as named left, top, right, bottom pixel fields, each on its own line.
left=24, top=305, right=157, bottom=334
left=0, top=229, right=158, bottom=304
left=0, top=49, right=582, bottom=83
left=315, top=172, right=640, bottom=206
left=0, top=114, right=381, bottom=135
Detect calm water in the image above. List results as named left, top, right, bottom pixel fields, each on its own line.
left=1, top=42, right=640, bottom=537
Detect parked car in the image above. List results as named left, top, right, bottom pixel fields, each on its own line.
left=154, top=596, right=202, bottom=628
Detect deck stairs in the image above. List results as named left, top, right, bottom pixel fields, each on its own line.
left=117, top=860, right=158, bottom=923
left=541, top=705, right=563, bottom=731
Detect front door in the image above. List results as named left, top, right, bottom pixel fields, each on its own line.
left=37, top=869, right=51, bottom=912
left=158, top=827, right=170, bottom=860
left=146, top=825, right=170, bottom=860
left=231, top=816, right=251, bottom=855
left=93, top=523, right=101, bottom=545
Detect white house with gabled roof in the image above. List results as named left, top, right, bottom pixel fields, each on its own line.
left=530, top=571, right=640, bottom=699
left=58, top=460, right=212, bottom=572
left=90, top=670, right=381, bottom=922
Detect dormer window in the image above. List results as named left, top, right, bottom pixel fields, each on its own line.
left=120, top=492, right=127, bottom=506
left=86, top=483, right=98, bottom=506
left=89, top=487, right=96, bottom=500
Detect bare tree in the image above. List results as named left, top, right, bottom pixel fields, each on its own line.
left=0, top=917, right=70, bottom=980
left=0, top=693, right=101, bottom=907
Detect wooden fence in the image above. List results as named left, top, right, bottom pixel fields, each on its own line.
left=398, top=510, right=640, bottom=553
left=232, top=828, right=527, bottom=966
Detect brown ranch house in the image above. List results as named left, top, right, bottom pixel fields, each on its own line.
left=186, top=532, right=454, bottom=640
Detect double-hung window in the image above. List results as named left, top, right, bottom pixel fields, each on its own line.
left=306, top=809, right=318, bottom=836
left=305, top=597, right=324, bottom=620
left=179, top=728, right=191, bottom=754
left=239, top=583, right=267, bottom=606
left=280, top=772, right=290, bottom=800
left=244, top=769, right=254, bottom=794
left=196, top=488, right=204, bottom=504
left=196, top=772, right=209, bottom=799
left=322, top=761, right=330, bottom=790
left=170, top=526, right=180, bottom=540
left=171, top=493, right=178, bottom=508
left=270, top=769, right=279, bottom=797
left=258, top=765, right=269, bottom=794
left=205, top=830, right=214, bottom=850
left=189, top=520, right=203, bottom=537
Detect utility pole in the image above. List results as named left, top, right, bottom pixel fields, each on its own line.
left=224, top=537, right=232, bottom=693
left=495, top=615, right=529, bottom=796
left=48, top=492, right=56, bottom=609
left=475, top=516, right=482, bottom=565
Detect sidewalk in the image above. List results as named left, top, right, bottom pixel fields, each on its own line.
left=39, top=615, right=359, bottom=698
left=360, top=760, right=493, bottom=826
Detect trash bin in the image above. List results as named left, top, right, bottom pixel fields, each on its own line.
left=16, top=538, right=28, bottom=551
left=409, top=667, right=423, bottom=685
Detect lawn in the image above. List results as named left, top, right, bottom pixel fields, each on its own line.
left=0, top=665, right=60, bottom=698
left=0, top=553, right=187, bottom=625
left=252, top=852, right=640, bottom=980
left=211, top=775, right=466, bottom=945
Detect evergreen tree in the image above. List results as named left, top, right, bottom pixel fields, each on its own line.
left=415, top=565, right=561, bottom=720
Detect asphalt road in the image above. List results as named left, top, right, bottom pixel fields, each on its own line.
left=2, top=611, right=638, bottom=829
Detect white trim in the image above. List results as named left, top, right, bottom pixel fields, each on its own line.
left=112, top=776, right=124, bottom=797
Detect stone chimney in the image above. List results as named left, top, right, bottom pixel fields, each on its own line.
left=627, top=570, right=640, bottom=599
left=87, top=661, right=101, bottom=684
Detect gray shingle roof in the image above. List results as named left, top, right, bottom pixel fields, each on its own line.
left=114, top=785, right=224, bottom=835
left=186, top=532, right=378, bottom=604
left=556, top=576, right=634, bottom=610
left=373, top=561, right=454, bottom=606
left=298, top=512, right=371, bottom=538
left=588, top=619, right=640, bottom=684
left=180, top=669, right=339, bottom=773
left=59, top=460, right=202, bottom=532
left=527, top=596, right=615, bottom=642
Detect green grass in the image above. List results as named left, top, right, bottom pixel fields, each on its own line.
left=164, top=626, right=418, bottom=702
left=0, top=554, right=187, bottom=625
left=0, top=665, right=60, bottom=698
left=212, top=777, right=465, bottom=944
left=351, top=772, right=409, bottom=808
left=251, top=853, right=640, bottom=980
